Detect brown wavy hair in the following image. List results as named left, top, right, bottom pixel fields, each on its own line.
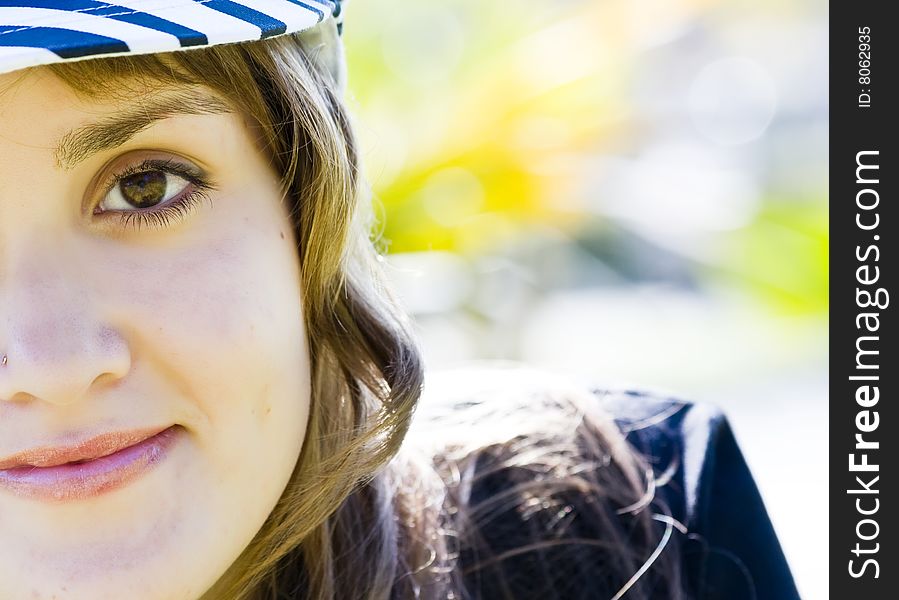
left=47, top=26, right=683, bottom=600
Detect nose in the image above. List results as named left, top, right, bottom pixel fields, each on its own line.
left=0, top=248, right=131, bottom=406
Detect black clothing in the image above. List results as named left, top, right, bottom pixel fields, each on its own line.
left=459, top=389, right=802, bottom=600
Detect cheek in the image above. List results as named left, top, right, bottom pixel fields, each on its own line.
left=94, top=205, right=309, bottom=457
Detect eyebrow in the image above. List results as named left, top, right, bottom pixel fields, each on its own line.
left=54, top=88, right=234, bottom=170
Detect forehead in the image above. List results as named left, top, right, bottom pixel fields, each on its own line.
left=1, top=65, right=222, bottom=123
left=1, top=67, right=80, bottom=115
left=0, top=67, right=235, bottom=170
left=0, top=69, right=98, bottom=167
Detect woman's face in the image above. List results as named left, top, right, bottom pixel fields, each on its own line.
left=0, top=67, right=311, bottom=599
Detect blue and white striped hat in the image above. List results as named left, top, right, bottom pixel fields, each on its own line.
left=0, top=0, right=343, bottom=76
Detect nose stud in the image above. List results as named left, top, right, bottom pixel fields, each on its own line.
left=1, top=354, right=7, bottom=367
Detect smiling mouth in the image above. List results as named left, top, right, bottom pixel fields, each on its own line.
left=0, top=426, right=185, bottom=502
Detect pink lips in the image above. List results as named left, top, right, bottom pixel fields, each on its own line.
left=0, top=426, right=183, bottom=502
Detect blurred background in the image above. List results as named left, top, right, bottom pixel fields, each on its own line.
left=342, top=0, right=827, bottom=597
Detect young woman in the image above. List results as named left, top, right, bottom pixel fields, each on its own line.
left=0, top=3, right=800, bottom=599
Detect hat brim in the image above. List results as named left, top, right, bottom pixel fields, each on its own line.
left=0, top=0, right=337, bottom=76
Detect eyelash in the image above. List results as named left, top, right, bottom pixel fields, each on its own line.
left=95, top=158, right=217, bottom=231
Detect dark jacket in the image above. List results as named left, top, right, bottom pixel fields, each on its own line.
left=457, top=388, right=802, bottom=600
left=598, top=390, right=801, bottom=600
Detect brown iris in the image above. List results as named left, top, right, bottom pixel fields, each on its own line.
left=119, top=171, right=168, bottom=209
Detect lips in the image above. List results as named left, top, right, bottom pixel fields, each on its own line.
left=0, top=426, right=183, bottom=502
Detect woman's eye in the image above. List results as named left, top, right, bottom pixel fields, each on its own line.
left=91, top=159, right=216, bottom=231
left=99, top=169, right=192, bottom=212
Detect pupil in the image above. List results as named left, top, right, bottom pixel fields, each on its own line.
left=119, top=171, right=167, bottom=208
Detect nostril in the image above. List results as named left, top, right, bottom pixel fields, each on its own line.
left=2, top=391, right=38, bottom=404
left=90, top=370, right=128, bottom=390
left=0, top=325, right=131, bottom=406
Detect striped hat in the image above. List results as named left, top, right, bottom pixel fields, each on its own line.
left=0, top=1, right=344, bottom=76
